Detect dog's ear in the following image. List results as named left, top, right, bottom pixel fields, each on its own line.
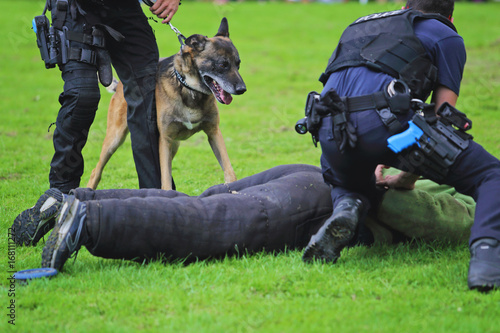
left=184, top=34, right=207, bottom=52
left=215, top=17, right=229, bottom=38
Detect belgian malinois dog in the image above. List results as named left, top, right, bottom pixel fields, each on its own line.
left=87, top=18, right=246, bottom=190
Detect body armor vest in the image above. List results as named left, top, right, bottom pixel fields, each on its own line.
left=319, top=9, right=456, bottom=100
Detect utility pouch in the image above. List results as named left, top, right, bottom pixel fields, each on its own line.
left=376, top=79, right=411, bottom=134
left=384, top=79, right=411, bottom=114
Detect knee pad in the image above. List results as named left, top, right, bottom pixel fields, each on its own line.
left=58, top=86, right=100, bottom=135
left=72, top=86, right=101, bottom=113
left=60, top=66, right=101, bottom=110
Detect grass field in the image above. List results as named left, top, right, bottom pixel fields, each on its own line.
left=1, top=1, right=500, bottom=332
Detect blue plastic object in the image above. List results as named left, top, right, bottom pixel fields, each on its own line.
left=14, top=268, right=58, bottom=282
left=387, top=120, right=424, bottom=153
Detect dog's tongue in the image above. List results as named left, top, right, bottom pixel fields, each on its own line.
left=210, top=79, right=233, bottom=105
left=221, top=91, right=233, bottom=105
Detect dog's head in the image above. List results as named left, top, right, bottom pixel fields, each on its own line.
left=180, top=18, right=246, bottom=105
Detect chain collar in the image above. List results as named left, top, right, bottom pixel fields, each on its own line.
left=173, top=67, right=194, bottom=91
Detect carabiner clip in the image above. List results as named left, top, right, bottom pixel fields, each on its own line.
left=168, top=22, right=186, bottom=46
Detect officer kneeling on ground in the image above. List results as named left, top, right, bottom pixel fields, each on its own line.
left=297, top=0, right=500, bottom=292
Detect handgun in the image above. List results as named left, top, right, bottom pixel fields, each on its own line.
left=387, top=120, right=424, bottom=153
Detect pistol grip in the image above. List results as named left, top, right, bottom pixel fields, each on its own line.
left=387, top=121, right=424, bottom=153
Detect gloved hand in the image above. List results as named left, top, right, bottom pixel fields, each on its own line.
left=317, top=88, right=357, bottom=153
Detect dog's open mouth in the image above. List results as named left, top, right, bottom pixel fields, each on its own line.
left=204, top=76, right=233, bottom=105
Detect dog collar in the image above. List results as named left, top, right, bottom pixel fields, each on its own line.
left=173, top=67, right=195, bottom=91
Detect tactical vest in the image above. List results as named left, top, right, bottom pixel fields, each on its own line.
left=319, top=9, right=457, bottom=101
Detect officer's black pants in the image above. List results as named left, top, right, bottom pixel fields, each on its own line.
left=71, top=164, right=333, bottom=262
left=49, top=0, right=161, bottom=192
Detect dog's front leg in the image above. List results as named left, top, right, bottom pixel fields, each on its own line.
left=87, top=87, right=129, bottom=190
left=159, top=136, right=179, bottom=190
left=206, top=127, right=237, bottom=184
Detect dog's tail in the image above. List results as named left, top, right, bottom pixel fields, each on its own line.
left=105, top=77, right=120, bottom=93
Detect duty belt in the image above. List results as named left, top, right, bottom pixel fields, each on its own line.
left=295, top=80, right=413, bottom=146
left=343, top=91, right=388, bottom=112
left=341, top=80, right=412, bottom=134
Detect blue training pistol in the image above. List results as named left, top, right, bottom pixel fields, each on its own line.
left=387, top=120, right=424, bottom=153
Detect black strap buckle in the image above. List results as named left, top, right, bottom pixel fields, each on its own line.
left=80, top=49, right=96, bottom=64
left=91, top=35, right=105, bottom=48
left=377, top=108, right=403, bottom=134
left=69, top=47, right=97, bottom=65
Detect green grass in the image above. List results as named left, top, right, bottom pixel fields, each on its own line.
left=1, top=1, right=500, bottom=332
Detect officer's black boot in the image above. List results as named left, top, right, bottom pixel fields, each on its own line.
left=303, top=196, right=364, bottom=264
left=468, top=238, right=500, bottom=292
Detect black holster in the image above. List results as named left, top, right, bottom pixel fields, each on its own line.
left=397, top=103, right=472, bottom=181
left=33, top=0, right=121, bottom=86
left=295, top=91, right=322, bottom=146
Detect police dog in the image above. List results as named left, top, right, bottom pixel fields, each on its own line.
left=87, top=18, right=246, bottom=190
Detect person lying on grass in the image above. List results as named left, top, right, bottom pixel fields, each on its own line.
left=12, top=164, right=473, bottom=278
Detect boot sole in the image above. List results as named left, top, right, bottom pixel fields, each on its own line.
left=41, top=197, right=77, bottom=270
left=41, top=219, right=63, bottom=269
left=13, top=189, right=61, bottom=246
left=302, top=214, right=355, bottom=264
left=468, top=260, right=500, bottom=292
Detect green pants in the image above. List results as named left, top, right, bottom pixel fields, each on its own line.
left=367, top=170, right=476, bottom=244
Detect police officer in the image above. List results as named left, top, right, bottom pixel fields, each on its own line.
left=302, top=0, right=500, bottom=292
left=45, top=0, right=180, bottom=193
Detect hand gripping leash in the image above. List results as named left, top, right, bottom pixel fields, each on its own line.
left=142, top=0, right=186, bottom=46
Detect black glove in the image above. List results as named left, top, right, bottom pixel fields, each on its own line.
left=314, top=88, right=344, bottom=116
left=318, top=88, right=357, bottom=153
left=93, top=25, right=125, bottom=87
left=332, top=112, right=357, bottom=153
left=93, top=28, right=113, bottom=87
